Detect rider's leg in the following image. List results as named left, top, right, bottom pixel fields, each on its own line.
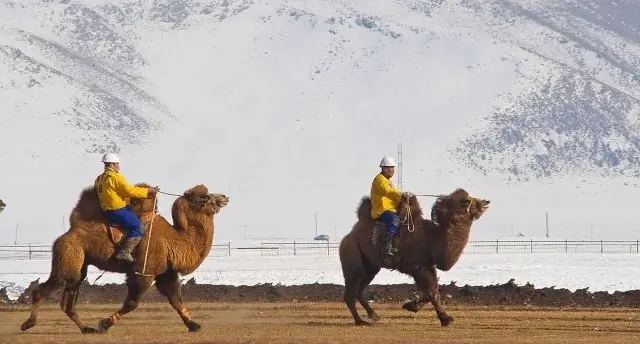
left=378, top=211, right=400, bottom=255
left=104, top=207, right=143, bottom=263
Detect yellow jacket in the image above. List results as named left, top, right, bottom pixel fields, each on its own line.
left=370, top=173, right=403, bottom=219
left=94, top=167, right=149, bottom=211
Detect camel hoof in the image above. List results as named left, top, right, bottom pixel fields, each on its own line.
left=402, top=300, right=419, bottom=313
left=98, top=319, right=112, bottom=333
left=440, top=315, right=454, bottom=327
left=369, top=313, right=381, bottom=322
left=20, top=319, right=36, bottom=331
left=355, top=319, right=372, bottom=327
left=81, top=327, right=100, bottom=334
left=187, top=321, right=201, bottom=332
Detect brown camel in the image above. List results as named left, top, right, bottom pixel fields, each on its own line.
left=338, top=188, right=490, bottom=327
left=20, top=183, right=229, bottom=334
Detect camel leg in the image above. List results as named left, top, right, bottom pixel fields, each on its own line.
left=20, top=276, right=64, bottom=331
left=98, top=273, right=153, bottom=333
left=21, top=241, right=90, bottom=333
left=342, top=266, right=372, bottom=326
left=59, top=264, right=98, bottom=333
left=357, top=267, right=381, bottom=321
left=406, top=266, right=453, bottom=327
left=155, top=270, right=201, bottom=332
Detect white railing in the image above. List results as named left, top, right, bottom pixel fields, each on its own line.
left=1, top=239, right=640, bottom=260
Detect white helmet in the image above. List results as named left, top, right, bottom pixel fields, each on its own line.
left=379, top=156, right=397, bottom=167
left=101, top=153, right=120, bottom=163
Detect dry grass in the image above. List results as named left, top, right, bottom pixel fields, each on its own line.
left=1, top=302, right=640, bottom=343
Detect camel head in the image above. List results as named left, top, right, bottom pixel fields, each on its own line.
left=182, top=184, right=230, bottom=215
left=128, top=183, right=159, bottom=215
left=468, top=195, right=490, bottom=220
left=172, top=184, right=230, bottom=231
left=430, top=188, right=490, bottom=226
left=0, top=198, right=5, bottom=215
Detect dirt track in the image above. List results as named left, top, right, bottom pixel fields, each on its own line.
left=1, top=302, right=640, bottom=343
left=3, top=277, right=640, bottom=308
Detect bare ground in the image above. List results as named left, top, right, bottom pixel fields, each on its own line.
left=4, top=277, right=640, bottom=308
left=1, top=302, right=640, bottom=343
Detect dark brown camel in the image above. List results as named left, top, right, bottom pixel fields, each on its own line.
left=20, top=183, right=229, bottom=334
left=338, top=188, right=490, bottom=326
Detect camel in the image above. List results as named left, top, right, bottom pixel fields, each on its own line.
left=0, top=198, right=5, bottom=215
left=20, top=183, right=229, bottom=334
left=338, top=188, right=490, bottom=327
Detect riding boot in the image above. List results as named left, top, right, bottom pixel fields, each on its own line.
left=115, top=237, right=142, bottom=263
left=383, top=231, right=398, bottom=256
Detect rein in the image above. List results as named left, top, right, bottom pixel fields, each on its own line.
left=158, top=190, right=182, bottom=197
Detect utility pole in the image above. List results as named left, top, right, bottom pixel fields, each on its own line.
left=545, top=212, right=549, bottom=238
left=314, top=213, right=318, bottom=237
left=397, top=142, right=403, bottom=191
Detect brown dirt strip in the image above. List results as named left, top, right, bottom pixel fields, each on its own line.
left=4, top=278, right=640, bottom=308
left=1, top=302, right=640, bottom=343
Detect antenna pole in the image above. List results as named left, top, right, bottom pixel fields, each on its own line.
left=397, top=142, right=403, bottom=191
left=314, top=213, right=318, bottom=237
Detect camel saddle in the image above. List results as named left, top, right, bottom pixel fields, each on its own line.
left=107, top=212, right=155, bottom=246
left=370, top=221, right=403, bottom=270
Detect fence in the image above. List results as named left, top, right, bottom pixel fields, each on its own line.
left=1, top=239, right=640, bottom=260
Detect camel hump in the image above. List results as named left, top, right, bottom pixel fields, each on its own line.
left=356, top=196, right=373, bottom=221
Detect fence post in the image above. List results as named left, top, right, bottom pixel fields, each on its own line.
left=227, top=242, right=231, bottom=256
left=530, top=239, right=533, bottom=253
left=565, top=239, right=567, bottom=253
left=637, top=240, right=639, bottom=254
left=29, top=244, right=32, bottom=260
left=327, top=241, right=330, bottom=255
left=496, top=239, right=499, bottom=253
left=600, top=240, right=603, bottom=253
left=294, top=240, right=296, bottom=256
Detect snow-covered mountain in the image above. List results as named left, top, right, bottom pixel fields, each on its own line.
left=0, top=0, right=639, bottom=244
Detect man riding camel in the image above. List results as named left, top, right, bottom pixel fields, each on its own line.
left=370, top=156, right=413, bottom=256
left=94, top=153, right=159, bottom=263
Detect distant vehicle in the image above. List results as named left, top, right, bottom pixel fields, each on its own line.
left=314, top=234, right=329, bottom=241
left=0, top=198, right=5, bottom=215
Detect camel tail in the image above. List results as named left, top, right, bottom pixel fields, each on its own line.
left=356, top=196, right=373, bottom=221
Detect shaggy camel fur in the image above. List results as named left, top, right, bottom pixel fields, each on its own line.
left=339, top=188, right=490, bottom=327
left=20, top=183, right=229, bottom=334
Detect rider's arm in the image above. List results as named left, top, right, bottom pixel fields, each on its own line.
left=112, top=174, right=149, bottom=199
left=373, top=174, right=403, bottom=202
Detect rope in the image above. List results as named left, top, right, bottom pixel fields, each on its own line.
left=405, top=203, right=415, bottom=232
left=158, top=190, right=182, bottom=197
left=135, top=192, right=157, bottom=277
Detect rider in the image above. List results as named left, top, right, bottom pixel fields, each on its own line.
left=95, top=153, right=159, bottom=263
left=370, top=156, right=412, bottom=256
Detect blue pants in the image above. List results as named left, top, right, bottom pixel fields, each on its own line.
left=377, top=211, right=400, bottom=236
left=103, top=206, right=143, bottom=238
